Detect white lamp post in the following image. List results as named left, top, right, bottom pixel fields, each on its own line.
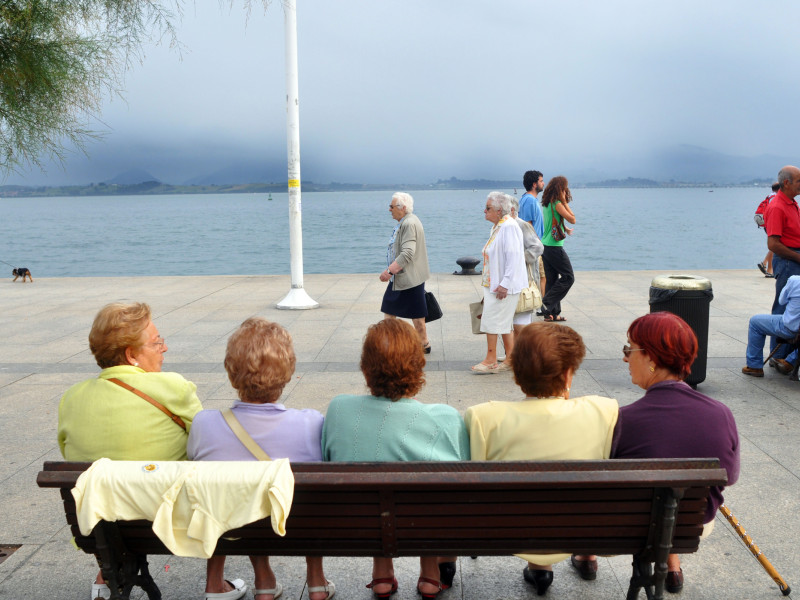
left=277, top=0, right=318, bottom=310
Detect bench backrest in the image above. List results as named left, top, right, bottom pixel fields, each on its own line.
left=38, top=458, right=726, bottom=559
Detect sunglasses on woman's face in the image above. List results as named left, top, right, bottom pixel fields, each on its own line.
left=622, top=344, right=645, bottom=358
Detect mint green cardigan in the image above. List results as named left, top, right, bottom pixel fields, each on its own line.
left=321, top=394, right=469, bottom=462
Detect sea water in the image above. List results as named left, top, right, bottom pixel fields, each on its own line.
left=0, top=187, right=769, bottom=277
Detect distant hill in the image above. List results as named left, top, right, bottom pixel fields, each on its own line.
left=104, top=169, right=160, bottom=185
left=184, top=160, right=286, bottom=186
left=639, top=145, right=788, bottom=184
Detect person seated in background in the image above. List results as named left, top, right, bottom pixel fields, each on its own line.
left=322, top=319, right=469, bottom=600
left=614, top=312, right=740, bottom=594
left=188, top=318, right=334, bottom=600
left=58, top=302, right=203, bottom=600
left=742, top=274, right=800, bottom=377
left=465, top=322, right=619, bottom=596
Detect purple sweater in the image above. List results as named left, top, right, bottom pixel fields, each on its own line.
left=612, top=380, right=740, bottom=523
left=187, top=401, right=324, bottom=462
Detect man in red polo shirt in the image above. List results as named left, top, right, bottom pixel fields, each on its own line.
left=764, top=165, right=800, bottom=362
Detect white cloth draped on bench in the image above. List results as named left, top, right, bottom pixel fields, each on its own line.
left=71, top=458, right=294, bottom=558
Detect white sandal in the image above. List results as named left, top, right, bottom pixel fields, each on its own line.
left=205, top=578, right=248, bottom=600
left=308, top=580, right=335, bottom=600
left=254, top=582, right=283, bottom=600
left=471, top=362, right=499, bottom=374
left=91, top=582, right=111, bottom=600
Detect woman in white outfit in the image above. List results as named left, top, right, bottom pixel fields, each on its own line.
left=472, top=192, right=528, bottom=374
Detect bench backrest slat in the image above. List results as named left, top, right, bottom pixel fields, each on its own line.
left=38, top=459, right=726, bottom=559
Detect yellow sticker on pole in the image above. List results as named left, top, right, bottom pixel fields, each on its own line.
left=288, top=179, right=300, bottom=188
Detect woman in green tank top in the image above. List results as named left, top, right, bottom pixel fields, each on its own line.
left=540, top=176, right=577, bottom=321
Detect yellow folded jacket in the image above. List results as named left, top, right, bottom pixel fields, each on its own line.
left=72, top=458, right=294, bottom=558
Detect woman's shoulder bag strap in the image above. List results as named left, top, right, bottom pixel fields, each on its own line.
left=221, top=408, right=272, bottom=461
left=106, top=377, right=187, bottom=431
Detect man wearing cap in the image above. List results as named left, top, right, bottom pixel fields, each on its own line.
left=764, top=165, right=800, bottom=363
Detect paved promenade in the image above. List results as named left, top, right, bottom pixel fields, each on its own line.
left=0, top=270, right=797, bottom=599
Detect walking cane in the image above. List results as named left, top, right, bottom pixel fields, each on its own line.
left=719, top=504, right=791, bottom=596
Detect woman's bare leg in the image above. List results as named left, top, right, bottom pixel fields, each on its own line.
left=412, top=317, right=429, bottom=347
left=481, top=333, right=499, bottom=365
left=370, top=557, right=395, bottom=595
left=306, top=556, right=330, bottom=600
left=249, top=556, right=278, bottom=599
left=205, top=556, right=243, bottom=594
left=418, top=556, right=441, bottom=595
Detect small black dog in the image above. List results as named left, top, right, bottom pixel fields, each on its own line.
left=12, top=267, right=33, bottom=282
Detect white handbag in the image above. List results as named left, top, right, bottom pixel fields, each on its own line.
left=515, top=264, right=543, bottom=314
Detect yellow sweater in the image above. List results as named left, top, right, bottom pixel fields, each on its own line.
left=72, top=458, right=294, bottom=558
left=58, top=365, right=203, bottom=461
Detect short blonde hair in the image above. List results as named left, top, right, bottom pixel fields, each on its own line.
left=89, top=302, right=151, bottom=369
left=224, top=317, right=296, bottom=403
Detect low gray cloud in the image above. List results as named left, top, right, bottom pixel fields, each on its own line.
left=4, top=0, right=798, bottom=186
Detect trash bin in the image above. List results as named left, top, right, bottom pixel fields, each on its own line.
left=649, top=274, right=713, bottom=387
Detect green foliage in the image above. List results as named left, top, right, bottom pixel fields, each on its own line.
left=0, top=0, right=180, bottom=175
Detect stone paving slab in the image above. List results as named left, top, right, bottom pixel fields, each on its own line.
left=0, top=270, right=797, bottom=599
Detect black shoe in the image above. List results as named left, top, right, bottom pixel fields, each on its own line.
left=569, top=555, right=598, bottom=580
left=438, top=561, right=456, bottom=589
left=523, top=567, right=553, bottom=596
left=665, top=569, right=683, bottom=593
left=758, top=262, right=769, bottom=275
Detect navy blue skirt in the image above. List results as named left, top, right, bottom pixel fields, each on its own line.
left=381, top=281, right=428, bottom=319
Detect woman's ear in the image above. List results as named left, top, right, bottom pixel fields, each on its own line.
left=564, top=368, right=575, bottom=397
left=125, top=346, right=138, bottom=366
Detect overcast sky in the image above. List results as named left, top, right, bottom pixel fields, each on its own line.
left=5, top=0, right=799, bottom=186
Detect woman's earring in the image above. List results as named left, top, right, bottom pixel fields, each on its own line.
left=649, top=365, right=655, bottom=373
left=133, top=362, right=139, bottom=367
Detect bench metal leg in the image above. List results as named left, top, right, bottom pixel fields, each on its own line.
left=627, top=487, right=682, bottom=600
left=627, top=555, right=655, bottom=600
left=94, top=522, right=162, bottom=600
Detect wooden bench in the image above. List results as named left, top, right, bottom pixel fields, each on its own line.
left=37, top=458, right=726, bottom=600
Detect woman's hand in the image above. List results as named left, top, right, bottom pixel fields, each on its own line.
left=495, top=285, right=508, bottom=299
left=379, top=269, right=392, bottom=282
left=565, top=226, right=574, bottom=236
left=556, top=200, right=576, bottom=224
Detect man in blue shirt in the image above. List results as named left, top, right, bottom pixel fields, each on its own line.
left=520, top=170, right=545, bottom=298
left=519, top=170, right=544, bottom=237
left=742, top=274, right=800, bottom=376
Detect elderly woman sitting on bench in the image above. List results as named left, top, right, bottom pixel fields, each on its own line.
left=322, top=319, right=469, bottom=600
left=465, top=322, right=619, bottom=596
left=188, top=318, right=334, bottom=600
left=614, top=312, right=740, bottom=593
left=58, top=301, right=203, bottom=600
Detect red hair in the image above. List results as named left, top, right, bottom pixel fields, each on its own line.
left=627, top=312, right=698, bottom=379
left=511, top=322, right=585, bottom=397
left=360, top=319, right=426, bottom=400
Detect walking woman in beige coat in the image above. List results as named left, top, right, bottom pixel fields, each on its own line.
left=379, top=192, right=432, bottom=353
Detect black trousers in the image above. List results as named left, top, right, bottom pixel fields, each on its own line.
left=542, top=245, right=574, bottom=317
